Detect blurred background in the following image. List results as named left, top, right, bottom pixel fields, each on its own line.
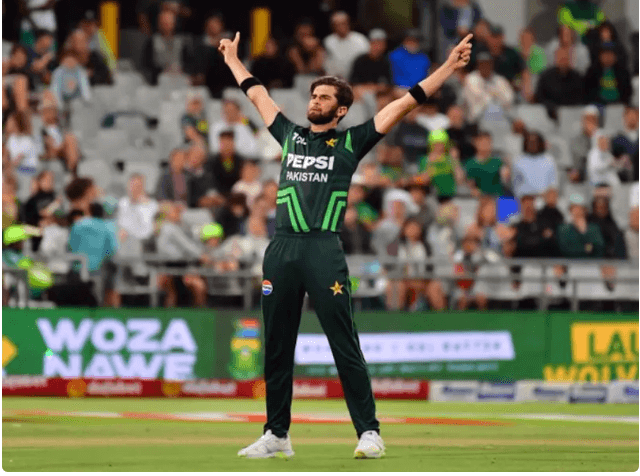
left=2, top=0, right=638, bottom=314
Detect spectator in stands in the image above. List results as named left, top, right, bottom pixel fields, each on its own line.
left=2, top=175, right=23, bottom=229
left=396, top=218, right=446, bottom=311
left=465, top=131, right=507, bottom=197
left=625, top=199, right=638, bottom=260
left=208, top=99, right=258, bottom=158
left=389, top=29, right=431, bottom=88
left=231, top=160, right=262, bottom=209
left=439, top=0, right=482, bottom=63
left=467, top=18, right=492, bottom=69
left=514, top=194, right=556, bottom=257
left=586, top=21, right=628, bottom=70
left=200, top=221, right=240, bottom=281
left=181, top=92, right=208, bottom=146
left=286, top=20, right=326, bottom=76
left=156, top=202, right=210, bottom=307
left=386, top=106, right=430, bottom=167
left=192, top=13, right=236, bottom=98
left=512, top=131, right=558, bottom=199
left=484, top=25, right=524, bottom=86
left=5, top=111, right=41, bottom=201
left=518, top=28, right=547, bottom=76
left=406, top=181, right=436, bottom=232
left=23, top=170, right=58, bottom=251
left=117, top=174, right=159, bottom=243
left=141, top=10, right=189, bottom=85
left=463, top=51, right=514, bottom=123
left=588, top=192, right=626, bottom=260
left=156, top=148, right=189, bottom=203
left=27, top=29, right=57, bottom=89
left=340, top=205, right=373, bottom=254
left=545, top=25, right=590, bottom=75
left=587, top=131, right=629, bottom=187
left=250, top=192, right=276, bottom=238
left=371, top=196, right=407, bottom=256
left=427, top=201, right=460, bottom=261
left=558, top=0, right=604, bottom=39
left=215, top=192, right=248, bottom=238
left=50, top=50, right=91, bottom=106
left=557, top=193, right=605, bottom=258
left=417, top=130, right=464, bottom=202
left=218, top=215, right=270, bottom=278
left=570, top=106, right=599, bottom=183
left=537, top=187, right=564, bottom=252
left=349, top=29, right=392, bottom=99
left=584, top=42, right=632, bottom=105
left=3, top=45, right=32, bottom=111
left=347, top=181, right=379, bottom=231
left=207, top=130, right=244, bottom=196
left=466, top=196, right=505, bottom=254
left=323, top=11, right=369, bottom=79
left=250, top=37, right=295, bottom=90
left=67, top=29, right=112, bottom=86
left=65, top=177, right=98, bottom=216
left=184, top=142, right=222, bottom=209
left=446, top=104, right=477, bottom=163
left=535, top=47, right=585, bottom=119
left=453, top=232, right=489, bottom=310
left=20, top=0, right=58, bottom=42
left=612, top=106, right=639, bottom=182
left=40, top=209, right=70, bottom=260
left=39, top=95, right=81, bottom=172
left=416, top=96, right=450, bottom=131
left=137, top=0, right=192, bottom=35
left=79, top=10, right=116, bottom=71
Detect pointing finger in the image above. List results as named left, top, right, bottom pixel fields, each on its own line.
left=460, top=33, right=473, bottom=46
left=233, top=31, right=240, bottom=44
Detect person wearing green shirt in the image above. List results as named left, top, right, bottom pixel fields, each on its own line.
left=558, top=0, right=605, bottom=38
left=557, top=193, right=605, bottom=258
left=519, top=28, right=546, bottom=75
left=418, top=129, right=463, bottom=201
left=465, top=131, right=506, bottom=197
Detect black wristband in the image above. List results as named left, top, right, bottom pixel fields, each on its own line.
left=409, top=84, right=428, bottom=104
left=240, top=77, right=263, bottom=95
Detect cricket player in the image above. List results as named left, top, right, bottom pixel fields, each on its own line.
left=219, top=31, right=472, bottom=459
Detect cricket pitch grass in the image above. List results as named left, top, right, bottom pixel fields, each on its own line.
left=2, top=398, right=638, bottom=472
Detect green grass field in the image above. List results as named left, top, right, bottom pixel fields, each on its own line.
left=3, top=397, right=638, bottom=472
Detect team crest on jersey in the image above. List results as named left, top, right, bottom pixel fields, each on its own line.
left=325, top=138, right=338, bottom=147
left=262, top=280, right=273, bottom=295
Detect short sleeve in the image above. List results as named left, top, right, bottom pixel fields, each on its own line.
left=345, top=119, right=385, bottom=162
left=267, top=112, right=296, bottom=146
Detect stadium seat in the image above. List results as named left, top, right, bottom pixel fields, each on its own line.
left=546, top=135, right=573, bottom=169
left=557, top=106, right=584, bottom=139
left=96, top=129, right=130, bottom=161
left=339, top=100, right=368, bottom=129
left=500, top=133, right=524, bottom=161
left=293, top=74, right=316, bottom=99
left=77, top=159, right=114, bottom=192
left=158, top=73, right=191, bottom=96
left=478, top=108, right=511, bottom=150
left=270, top=88, right=307, bottom=124
left=114, top=72, right=145, bottom=95
left=603, top=104, right=625, bottom=133
left=69, top=103, right=103, bottom=140
left=134, top=85, right=162, bottom=118
left=117, top=58, right=135, bottom=72
left=181, top=208, right=212, bottom=229
left=632, top=76, right=639, bottom=107
left=91, top=85, right=120, bottom=109
left=610, top=183, right=632, bottom=230
left=451, top=197, right=478, bottom=231
left=515, top=104, right=555, bottom=134
left=613, top=265, right=640, bottom=301
left=169, top=86, right=211, bottom=103
left=570, top=263, right=615, bottom=301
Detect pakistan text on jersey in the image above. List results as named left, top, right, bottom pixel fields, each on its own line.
left=285, top=171, right=329, bottom=182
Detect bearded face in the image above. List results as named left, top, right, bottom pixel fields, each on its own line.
left=307, top=103, right=340, bottom=125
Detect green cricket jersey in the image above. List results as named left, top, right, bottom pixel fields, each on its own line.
left=268, top=113, right=384, bottom=233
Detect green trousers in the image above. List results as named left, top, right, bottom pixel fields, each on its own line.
left=261, top=231, right=379, bottom=438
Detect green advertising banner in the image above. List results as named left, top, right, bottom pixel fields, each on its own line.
left=2, top=309, right=216, bottom=380
left=3, top=309, right=637, bottom=382
left=544, top=313, right=638, bottom=382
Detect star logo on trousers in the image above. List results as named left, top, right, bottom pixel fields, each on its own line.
left=329, top=281, right=344, bottom=296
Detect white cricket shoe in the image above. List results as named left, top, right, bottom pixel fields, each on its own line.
left=237, top=430, right=295, bottom=459
left=354, top=430, right=385, bottom=459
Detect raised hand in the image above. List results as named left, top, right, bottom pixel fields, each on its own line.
left=218, top=31, right=240, bottom=63
left=447, top=33, right=473, bottom=70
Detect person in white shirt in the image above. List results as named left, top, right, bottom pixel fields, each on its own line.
left=587, top=132, right=623, bottom=187
left=117, top=174, right=159, bottom=242
left=231, top=160, right=263, bottom=209
left=463, top=51, right=514, bottom=123
left=39, top=95, right=81, bottom=173
left=5, top=111, right=42, bottom=201
left=208, top=99, right=258, bottom=158
left=323, top=11, right=369, bottom=79
left=545, top=25, right=590, bottom=75
left=415, top=97, right=450, bottom=131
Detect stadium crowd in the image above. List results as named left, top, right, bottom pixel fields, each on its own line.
left=2, top=0, right=639, bottom=311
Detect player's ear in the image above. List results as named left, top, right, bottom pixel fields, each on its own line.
left=337, top=106, right=348, bottom=120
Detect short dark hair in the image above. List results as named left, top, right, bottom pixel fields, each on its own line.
left=68, top=209, right=85, bottom=224
left=475, top=130, right=492, bottom=139
left=310, top=76, right=354, bottom=120
left=89, top=203, right=105, bottom=218
left=524, top=131, right=546, bottom=155
left=65, top=177, right=94, bottom=201
left=219, top=129, right=235, bottom=139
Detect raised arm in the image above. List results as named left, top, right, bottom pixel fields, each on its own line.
left=374, top=34, right=472, bottom=135
left=219, top=32, right=280, bottom=127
